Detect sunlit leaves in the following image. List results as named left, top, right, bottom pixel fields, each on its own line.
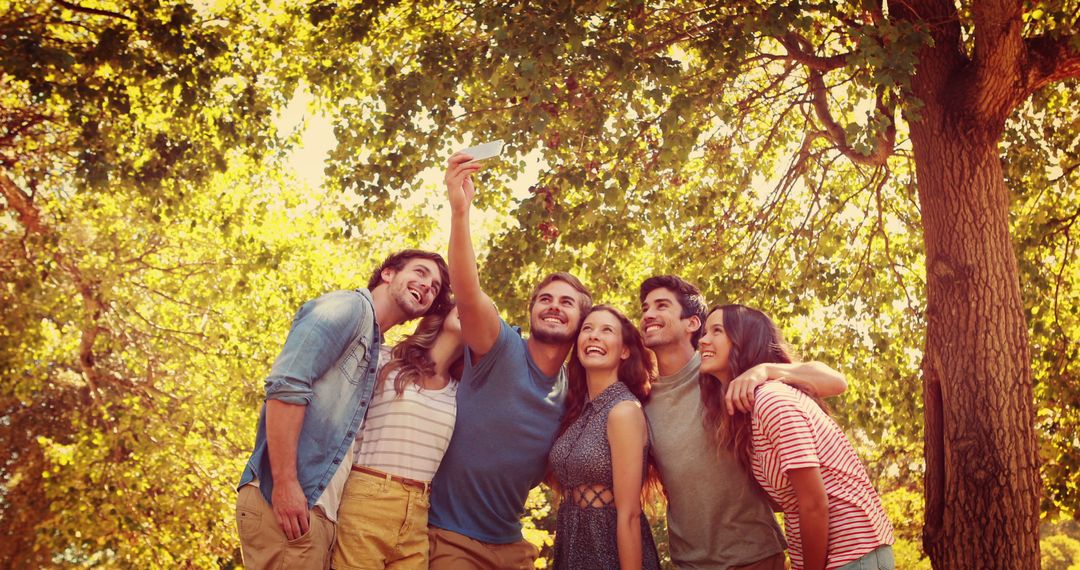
left=4, top=0, right=1077, bottom=565
left=1004, top=80, right=1080, bottom=517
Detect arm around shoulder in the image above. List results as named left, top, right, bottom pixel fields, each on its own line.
left=773, top=360, right=847, bottom=398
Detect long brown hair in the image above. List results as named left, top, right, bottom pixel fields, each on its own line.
left=698, top=304, right=795, bottom=474
left=378, top=307, right=459, bottom=396
left=558, top=305, right=656, bottom=438
left=552, top=305, right=660, bottom=501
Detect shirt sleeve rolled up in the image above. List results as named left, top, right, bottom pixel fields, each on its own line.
left=263, top=291, right=366, bottom=405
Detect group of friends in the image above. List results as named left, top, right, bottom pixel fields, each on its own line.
left=234, top=153, right=896, bottom=569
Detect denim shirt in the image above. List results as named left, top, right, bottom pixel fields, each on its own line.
left=237, top=288, right=382, bottom=509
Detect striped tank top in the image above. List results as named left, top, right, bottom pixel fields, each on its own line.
left=353, top=360, right=458, bottom=482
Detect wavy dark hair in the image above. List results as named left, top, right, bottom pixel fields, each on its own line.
left=366, top=249, right=453, bottom=316
left=558, top=305, right=657, bottom=438
left=552, top=305, right=661, bottom=502
left=698, top=304, right=796, bottom=474
left=378, top=306, right=462, bottom=397
left=639, top=275, right=708, bottom=345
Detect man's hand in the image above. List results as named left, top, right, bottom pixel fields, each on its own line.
left=726, top=361, right=845, bottom=415
left=445, top=152, right=482, bottom=214
left=726, top=363, right=775, bottom=415
left=271, top=478, right=310, bottom=540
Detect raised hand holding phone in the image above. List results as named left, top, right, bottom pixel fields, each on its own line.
left=445, top=152, right=483, bottom=215
left=457, top=140, right=505, bottom=162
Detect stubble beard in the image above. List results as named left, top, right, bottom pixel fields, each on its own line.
left=531, top=324, right=576, bottom=345
left=641, top=329, right=666, bottom=350
left=392, top=284, right=426, bottom=319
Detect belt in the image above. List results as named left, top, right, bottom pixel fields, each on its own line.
left=351, top=465, right=430, bottom=493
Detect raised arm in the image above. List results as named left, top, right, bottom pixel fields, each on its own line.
left=607, top=400, right=648, bottom=570
left=445, top=153, right=502, bottom=357
left=727, top=361, right=847, bottom=414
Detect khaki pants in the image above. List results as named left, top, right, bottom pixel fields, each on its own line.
left=428, top=527, right=538, bottom=570
left=236, top=484, right=336, bottom=570
left=332, top=469, right=430, bottom=570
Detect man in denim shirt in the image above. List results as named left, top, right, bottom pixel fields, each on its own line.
left=235, top=249, right=451, bottom=569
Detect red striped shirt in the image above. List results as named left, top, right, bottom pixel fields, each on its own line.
left=751, top=382, right=893, bottom=569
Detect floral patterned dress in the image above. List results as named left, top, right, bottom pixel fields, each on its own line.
left=548, top=381, right=660, bottom=569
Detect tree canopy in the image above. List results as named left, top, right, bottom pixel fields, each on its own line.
left=1, top=0, right=1076, bottom=567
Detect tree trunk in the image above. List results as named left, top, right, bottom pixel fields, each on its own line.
left=910, top=113, right=1041, bottom=568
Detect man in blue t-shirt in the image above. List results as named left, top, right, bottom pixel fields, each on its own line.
left=429, top=152, right=592, bottom=568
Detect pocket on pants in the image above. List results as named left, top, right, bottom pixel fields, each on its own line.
left=285, top=522, right=314, bottom=545
left=236, top=488, right=264, bottom=538
left=236, top=506, right=262, bottom=538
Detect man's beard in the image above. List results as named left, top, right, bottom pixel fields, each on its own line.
left=641, top=327, right=675, bottom=350
left=531, top=325, right=576, bottom=345
left=642, top=334, right=668, bottom=350
left=393, top=287, right=426, bottom=318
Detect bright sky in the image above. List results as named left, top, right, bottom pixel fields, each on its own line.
left=274, top=86, right=539, bottom=249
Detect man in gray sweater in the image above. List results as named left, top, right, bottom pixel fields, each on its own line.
left=638, top=275, right=848, bottom=569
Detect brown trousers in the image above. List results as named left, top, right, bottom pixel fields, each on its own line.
left=428, top=527, right=539, bottom=570
left=236, top=485, right=336, bottom=570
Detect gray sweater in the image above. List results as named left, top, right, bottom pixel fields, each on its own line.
left=644, top=352, right=786, bottom=569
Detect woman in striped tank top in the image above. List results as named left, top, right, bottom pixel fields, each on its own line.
left=333, top=306, right=465, bottom=570
left=697, top=304, right=894, bottom=570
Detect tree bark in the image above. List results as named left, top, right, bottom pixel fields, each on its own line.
left=887, top=0, right=1046, bottom=565
left=910, top=113, right=1041, bottom=568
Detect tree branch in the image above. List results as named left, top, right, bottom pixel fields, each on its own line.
left=891, top=0, right=966, bottom=123
left=1021, top=32, right=1080, bottom=98
left=778, top=33, right=849, bottom=73
left=0, top=171, right=45, bottom=233
left=972, top=0, right=1024, bottom=78
left=1, top=170, right=107, bottom=399
left=970, top=0, right=1026, bottom=123
left=51, top=0, right=134, bottom=22
left=805, top=68, right=894, bottom=167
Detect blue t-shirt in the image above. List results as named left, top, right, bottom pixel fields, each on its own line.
left=428, top=319, right=566, bottom=543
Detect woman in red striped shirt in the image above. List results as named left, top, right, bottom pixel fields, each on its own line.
left=697, top=304, right=894, bottom=570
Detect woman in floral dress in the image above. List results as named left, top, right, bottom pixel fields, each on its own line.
left=548, top=305, right=660, bottom=569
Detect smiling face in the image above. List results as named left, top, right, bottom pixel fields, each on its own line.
left=577, top=309, right=630, bottom=372
left=529, top=279, right=585, bottom=345
left=698, top=309, right=734, bottom=382
left=640, top=287, right=696, bottom=351
left=385, top=258, right=443, bottom=318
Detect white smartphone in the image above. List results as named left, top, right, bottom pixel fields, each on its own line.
left=458, top=140, right=505, bottom=161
